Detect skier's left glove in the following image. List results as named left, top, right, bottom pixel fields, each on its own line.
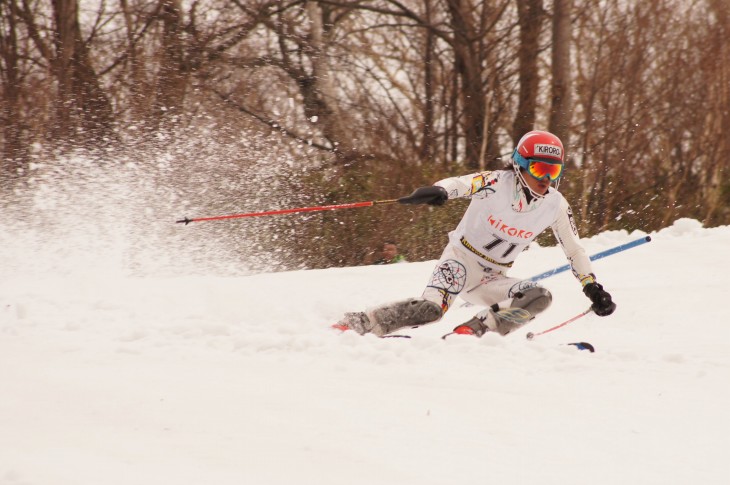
left=583, top=282, right=616, bottom=316
left=398, top=186, right=449, bottom=206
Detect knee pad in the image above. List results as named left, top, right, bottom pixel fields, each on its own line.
left=510, top=286, right=552, bottom=317
left=366, top=298, right=443, bottom=336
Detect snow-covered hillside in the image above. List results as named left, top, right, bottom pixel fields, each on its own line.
left=1, top=218, right=728, bottom=485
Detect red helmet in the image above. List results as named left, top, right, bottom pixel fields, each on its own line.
left=514, top=130, right=564, bottom=163
left=512, top=130, right=565, bottom=198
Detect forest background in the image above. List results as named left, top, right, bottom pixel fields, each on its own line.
left=2, top=0, right=729, bottom=272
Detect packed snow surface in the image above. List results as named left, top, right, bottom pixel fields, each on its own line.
left=1, top=217, right=728, bottom=485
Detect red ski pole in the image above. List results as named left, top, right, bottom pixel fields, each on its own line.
left=525, top=307, right=593, bottom=340
left=176, top=198, right=400, bottom=225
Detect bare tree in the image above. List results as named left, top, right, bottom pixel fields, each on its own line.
left=512, top=0, right=544, bottom=144
left=49, top=0, right=114, bottom=144
left=702, top=0, right=730, bottom=226
left=0, top=0, right=26, bottom=178
left=548, top=0, right=571, bottom=154
left=205, top=1, right=364, bottom=163
left=150, top=0, right=187, bottom=128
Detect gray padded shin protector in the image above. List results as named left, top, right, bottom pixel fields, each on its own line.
left=366, top=298, right=443, bottom=336
left=511, top=287, right=552, bottom=316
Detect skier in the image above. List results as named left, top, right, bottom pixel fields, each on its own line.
left=335, top=130, right=616, bottom=337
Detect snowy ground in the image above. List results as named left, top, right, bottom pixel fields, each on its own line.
left=1, top=217, right=728, bottom=485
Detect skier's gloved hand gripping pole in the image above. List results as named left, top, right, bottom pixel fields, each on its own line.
left=583, top=282, right=616, bottom=316
left=522, top=283, right=615, bottom=344
left=176, top=186, right=449, bottom=225
left=397, top=186, right=449, bottom=206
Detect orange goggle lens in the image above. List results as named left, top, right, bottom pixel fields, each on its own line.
left=528, top=160, right=563, bottom=181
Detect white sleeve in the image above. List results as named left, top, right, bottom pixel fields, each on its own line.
left=434, top=171, right=499, bottom=199
left=551, top=196, right=596, bottom=286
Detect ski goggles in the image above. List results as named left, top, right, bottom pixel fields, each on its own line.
left=514, top=152, right=564, bottom=181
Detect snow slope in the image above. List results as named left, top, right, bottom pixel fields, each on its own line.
left=1, top=218, right=728, bottom=485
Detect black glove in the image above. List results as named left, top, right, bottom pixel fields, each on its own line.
left=583, top=282, right=616, bottom=316
left=398, top=186, right=449, bottom=206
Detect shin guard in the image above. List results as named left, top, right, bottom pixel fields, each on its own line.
left=366, top=298, right=443, bottom=336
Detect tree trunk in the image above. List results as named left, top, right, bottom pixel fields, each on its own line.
left=703, top=0, right=730, bottom=225
left=0, top=0, right=27, bottom=180
left=51, top=0, right=115, bottom=146
left=151, top=0, right=187, bottom=130
left=420, top=0, right=435, bottom=161
left=446, top=0, right=485, bottom=169
left=512, top=0, right=544, bottom=144
left=548, top=0, right=572, bottom=157
left=297, top=1, right=357, bottom=161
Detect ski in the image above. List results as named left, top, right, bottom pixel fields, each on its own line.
left=331, top=323, right=411, bottom=339
left=333, top=324, right=593, bottom=350
left=566, top=342, right=595, bottom=352
left=441, top=329, right=595, bottom=351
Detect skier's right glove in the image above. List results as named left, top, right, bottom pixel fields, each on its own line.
left=398, top=186, right=449, bottom=206
left=583, top=282, right=616, bottom=316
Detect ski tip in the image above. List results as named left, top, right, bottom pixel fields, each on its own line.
left=568, top=342, right=595, bottom=352
left=331, top=323, right=350, bottom=332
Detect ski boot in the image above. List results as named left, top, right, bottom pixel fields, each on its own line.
left=451, top=307, right=533, bottom=337
left=334, top=298, right=443, bottom=337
